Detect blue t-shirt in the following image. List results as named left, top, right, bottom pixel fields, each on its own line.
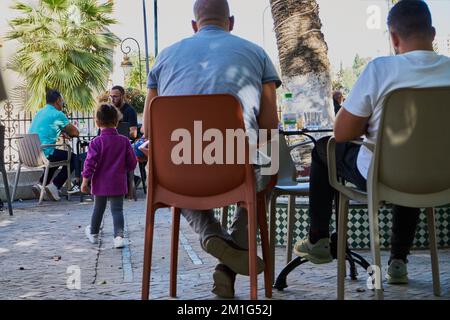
left=29, top=104, right=70, bottom=157
left=147, top=25, right=281, bottom=138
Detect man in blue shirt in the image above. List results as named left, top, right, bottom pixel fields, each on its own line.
left=144, top=0, right=281, bottom=298
left=29, top=89, right=79, bottom=201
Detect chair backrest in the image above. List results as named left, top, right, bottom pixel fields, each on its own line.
left=371, top=87, right=450, bottom=207
left=148, top=94, right=255, bottom=209
left=276, top=136, right=298, bottom=186
left=16, top=134, right=48, bottom=168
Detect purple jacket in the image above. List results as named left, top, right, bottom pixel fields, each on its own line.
left=82, top=128, right=137, bottom=196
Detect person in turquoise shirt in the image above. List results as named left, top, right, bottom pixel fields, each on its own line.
left=29, top=89, right=79, bottom=201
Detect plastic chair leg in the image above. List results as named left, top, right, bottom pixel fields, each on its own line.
left=247, top=199, right=258, bottom=300
left=285, top=195, right=296, bottom=264
left=142, top=205, right=156, bottom=300
left=368, top=197, right=383, bottom=300
left=337, top=193, right=349, bottom=300
left=1, top=167, right=13, bottom=215
left=170, top=207, right=181, bottom=298
left=426, top=208, right=441, bottom=296
left=257, top=194, right=272, bottom=298
left=11, top=163, right=21, bottom=202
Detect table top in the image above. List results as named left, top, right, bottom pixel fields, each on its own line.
left=280, top=128, right=333, bottom=135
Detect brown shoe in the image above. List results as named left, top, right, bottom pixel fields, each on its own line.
left=205, top=237, right=265, bottom=276
left=212, top=264, right=236, bottom=298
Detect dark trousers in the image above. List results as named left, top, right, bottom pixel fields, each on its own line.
left=309, top=137, right=420, bottom=262
left=91, top=195, right=124, bottom=238
left=40, top=149, right=77, bottom=189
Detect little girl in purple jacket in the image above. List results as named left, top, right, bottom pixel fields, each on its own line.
left=82, top=104, right=137, bottom=248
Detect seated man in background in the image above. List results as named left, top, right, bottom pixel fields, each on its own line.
left=294, top=0, right=450, bottom=284
left=332, top=90, right=343, bottom=115
left=109, top=85, right=142, bottom=189
left=29, top=89, right=79, bottom=201
left=110, top=85, right=138, bottom=140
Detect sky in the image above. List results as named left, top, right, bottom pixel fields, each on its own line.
left=1, top=0, right=450, bottom=89
left=110, top=0, right=450, bottom=84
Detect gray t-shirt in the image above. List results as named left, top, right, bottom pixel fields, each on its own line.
left=147, top=25, right=281, bottom=136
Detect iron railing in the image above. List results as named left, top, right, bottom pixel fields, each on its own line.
left=0, top=101, right=96, bottom=170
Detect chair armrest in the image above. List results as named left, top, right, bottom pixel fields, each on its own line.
left=327, top=137, right=367, bottom=202
left=41, top=143, right=72, bottom=153
left=348, top=139, right=375, bottom=152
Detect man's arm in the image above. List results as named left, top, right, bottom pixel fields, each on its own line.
left=127, top=107, right=139, bottom=139
left=333, top=107, right=369, bottom=143
left=257, top=82, right=279, bottom=131
left=129, top=127, right=138, bottom=140
left=142, top=88, right=158, bottom=138
left=62, top=123, right=79, bottom=138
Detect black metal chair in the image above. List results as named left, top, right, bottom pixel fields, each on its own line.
left=0, top=125, right=13, bottom=215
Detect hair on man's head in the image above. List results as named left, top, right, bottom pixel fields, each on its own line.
left=46, top=89, right=62, bottom=104
left=193, top=0, right=230, bottom=24
left=96, top=104, right=123, bottom=127
left=111, top=85, right=125, bottom=96
left=388, top=0, right=433, bottom=39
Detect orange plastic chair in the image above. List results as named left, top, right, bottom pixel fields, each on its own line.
left=141, top=94, right=272, bottom=300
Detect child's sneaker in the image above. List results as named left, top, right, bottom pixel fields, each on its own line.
left=113, top=236, right=125, bottom=248
left=85, top=225, right=98, bottom=244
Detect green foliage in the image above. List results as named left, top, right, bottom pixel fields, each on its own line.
left=124, top=52, right=154, bottom=90
left=125, top=87, right=145, bottom=114
left=7, top=0, right=119, bottom=112
left=332, top=55, right=371, bottom=94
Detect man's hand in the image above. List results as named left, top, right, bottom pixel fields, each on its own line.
left=81, top=180, right=91, bottom=194
left=61, top=131, right=72, bottom=140
left=334, top=108, right=370, bottom=143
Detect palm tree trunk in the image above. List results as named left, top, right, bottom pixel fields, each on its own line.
left=270, top=0, right=333, bottom=126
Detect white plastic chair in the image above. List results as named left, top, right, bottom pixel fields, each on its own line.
left=268, top=136, right=310, bottom=279
left=328, top=87, right=450, bottom=300
left=11, top=134, right=72, bottom=204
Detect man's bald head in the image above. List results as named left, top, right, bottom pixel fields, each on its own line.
left=193, top=0, right=233, bottom=31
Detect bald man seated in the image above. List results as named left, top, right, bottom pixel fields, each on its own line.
left=143, top=0, right=281, bottom=298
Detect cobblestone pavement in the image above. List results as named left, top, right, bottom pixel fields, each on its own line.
left=0, top=194, right=449, bottom=300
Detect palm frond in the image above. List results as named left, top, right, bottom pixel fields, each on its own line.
left=6, top=0, right=119, bottom=112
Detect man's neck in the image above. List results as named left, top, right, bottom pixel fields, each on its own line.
left=398, top=42, right=434, bottom=54
left=198, top=22, right=228, bottom=32
left=49, top=103, right=61, bottom=111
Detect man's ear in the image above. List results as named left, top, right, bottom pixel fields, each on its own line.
left=228, top=16, right=234, bottom=32
left=430, top=26, right=436, bottom=41
left=390, top=31, right=400, bottom=53
left=191, top=20, right=199, bottom=33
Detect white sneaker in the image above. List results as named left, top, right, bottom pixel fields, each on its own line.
left=67, top=184, right=81, bottom=195
left=85, top=225, right=98, bottom=244
left=113, top=236, right=125, bottom=249
left=32, top=184, right=48, bottom=200
left=45, top=183, right=61, bottom=201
